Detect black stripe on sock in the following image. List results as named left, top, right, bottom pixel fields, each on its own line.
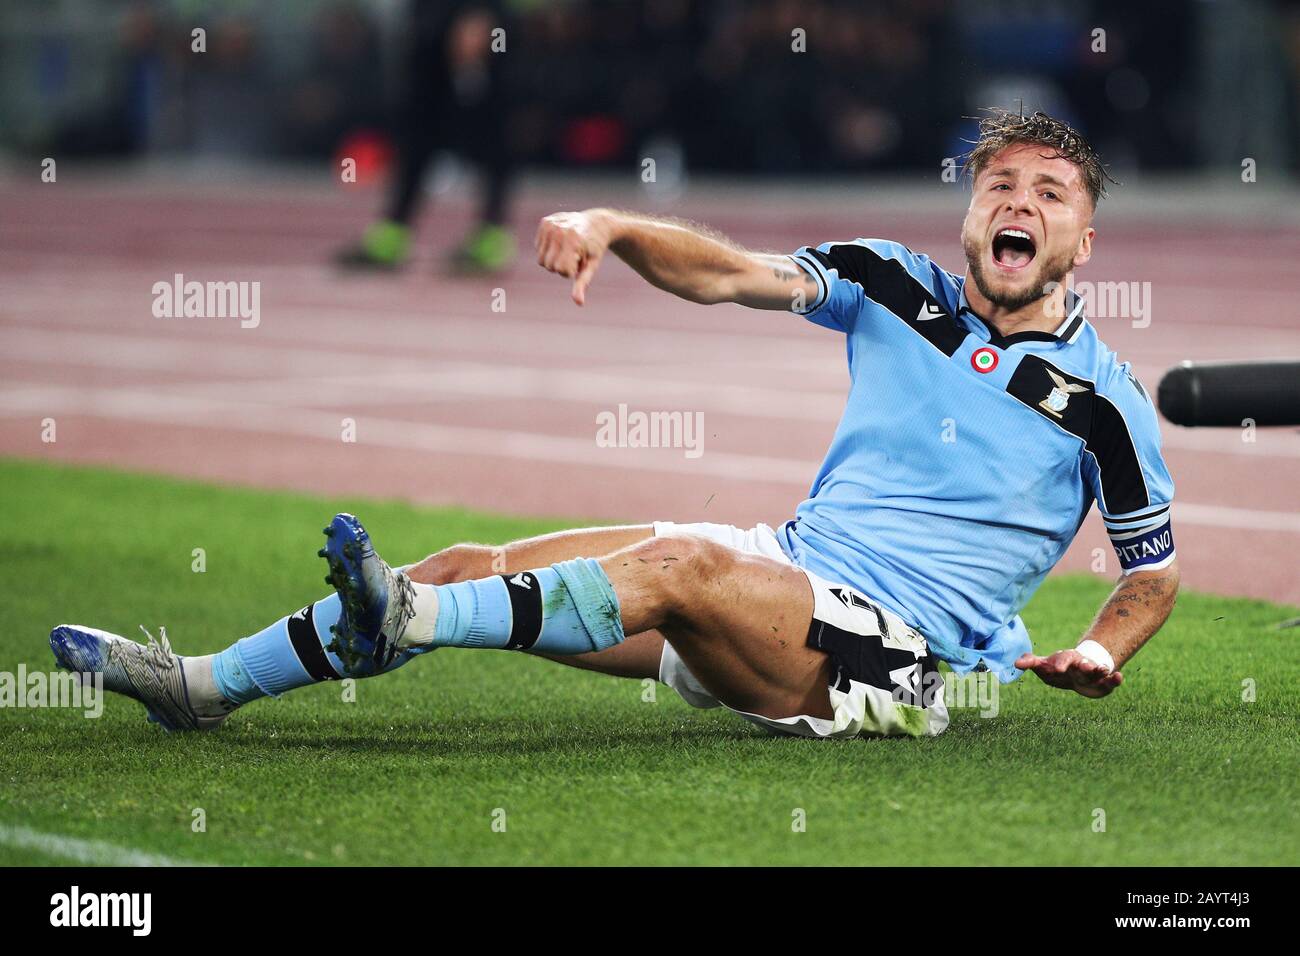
left=501, top=572, right=544, bottom=650
left=286, top=604, right=341, bottom=681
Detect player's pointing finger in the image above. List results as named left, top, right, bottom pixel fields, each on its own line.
left=572, top=251, right=602, bottom=305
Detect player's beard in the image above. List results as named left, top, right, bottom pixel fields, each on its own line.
left=963, top=229, right=1075, bottom=314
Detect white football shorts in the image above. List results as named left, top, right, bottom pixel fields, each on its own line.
left=651, top=521, right=949, bottom=740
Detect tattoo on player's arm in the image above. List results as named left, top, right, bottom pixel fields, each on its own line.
left=1087, top=564, right=1180, bottom=664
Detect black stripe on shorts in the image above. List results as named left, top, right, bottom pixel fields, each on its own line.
left=806, top=617, right=940, bottom=709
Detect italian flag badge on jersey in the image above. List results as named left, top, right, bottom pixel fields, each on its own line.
left=971, top=347, right=998, bottom=373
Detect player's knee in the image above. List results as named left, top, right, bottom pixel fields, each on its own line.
left=634, top=534, right=731, bottom=612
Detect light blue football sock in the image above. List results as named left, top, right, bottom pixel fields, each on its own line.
left=210, top=642, right=266, bottom=705
left=431, top=557, right=624, bottom=654
left=211, top=593, right=419, bottom=702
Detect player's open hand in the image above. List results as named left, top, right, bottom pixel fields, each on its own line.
left=535, top=210, right=611, bottom=305
left=1014, top=649, right=1123, bottom=698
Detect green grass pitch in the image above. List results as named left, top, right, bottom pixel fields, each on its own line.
left=0, top=458, right=1296, bottom=866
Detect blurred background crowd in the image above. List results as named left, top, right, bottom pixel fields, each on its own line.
left=2, top=0, right=1298, bottom=178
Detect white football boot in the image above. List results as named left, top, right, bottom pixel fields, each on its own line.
left=49, top=624, right=234, bottom=731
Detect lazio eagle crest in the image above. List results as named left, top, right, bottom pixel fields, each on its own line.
left=1039, top=370, right=1089, bottom=418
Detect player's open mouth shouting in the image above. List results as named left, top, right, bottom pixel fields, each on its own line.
left=991, top=224, right=1037, bottom=273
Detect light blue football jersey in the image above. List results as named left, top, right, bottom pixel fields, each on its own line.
left=781, top=239, right=1176, bottom=681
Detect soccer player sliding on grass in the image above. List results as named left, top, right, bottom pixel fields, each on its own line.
left=51, top=111, right=1180, bottom=738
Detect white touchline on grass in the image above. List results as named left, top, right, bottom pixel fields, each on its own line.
left=0, top=824, right=212, bottom=867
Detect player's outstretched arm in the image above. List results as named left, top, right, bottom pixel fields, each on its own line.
left=1015, top=560, right=1180, bottom=698
left=535, top=208, right=817, bottom=309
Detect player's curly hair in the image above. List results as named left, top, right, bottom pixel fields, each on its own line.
left=965, top=108, right=1117, bottom=208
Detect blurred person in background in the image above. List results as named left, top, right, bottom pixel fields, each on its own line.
left=282, top=2, right=385, bottom=159
left=46, top=1, right=177, bottom=157
left=186, top=14, right=273, bottom=157
left=337, top=0, right=517, bottom=274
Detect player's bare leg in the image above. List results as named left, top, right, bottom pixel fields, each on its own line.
left=403, top=528, right=832, bottom=720
left=407, top=525, right=666, bottom=679
left=600, top=535, right=833, bottom=719
left=407, top=525, right=655, bottom=583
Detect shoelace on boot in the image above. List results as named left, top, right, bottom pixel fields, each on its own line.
left=133, top=625, right=177, bottom=671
